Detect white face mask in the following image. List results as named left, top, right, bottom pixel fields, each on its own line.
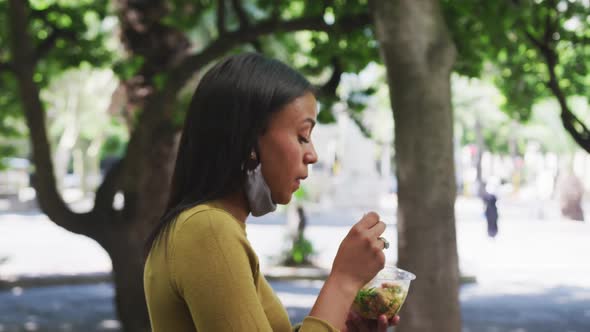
left=244, top=163, right=277, bottom=217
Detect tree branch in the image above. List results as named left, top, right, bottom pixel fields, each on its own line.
left=35, top=28, right=77, bottom=62
left=94, top=158, right=124, bottom=213
left=270, top=2, right=280, bottom=22
left=321, top=0, right=336, bottom=12
left=230, top=0, right=263, bottom=52
left=230, top=0, right=250, bottom=28
left=0, top=61, right=13, bottom=74
left=513, top=1, right=590, bottom=152
left=545, top=53, right=590, bottom=152
left=348, top=111, right=371, bottom=138
left=529, top=3, right=590, bottom=153
left=524, top=30, right=545, bottom=52
left=316, top=57, right=343, bottom=99
left=6, top=0, right=96, bottom=236
left=217, top=0, right=226, bottom=35
left=560, top=107, right=590, bottom=151
left=30, top=4, right=57, bottom=21
left=509, top=0, right=590, bottom=152
left=562, top=33, right=590, bottom=45
left=28, top=5, right=78, bottom=61
left=543, top=0, right=558, bottom=44
left=542, top=0, right=559, bottom=60
left=165, top=12, right=371, bottom=95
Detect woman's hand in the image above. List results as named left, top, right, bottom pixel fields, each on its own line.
left=343, top=311, right=400, bottom=332
left=308, top=212, right=388, bottom=330
left=330, top=212, right=387, bottom=291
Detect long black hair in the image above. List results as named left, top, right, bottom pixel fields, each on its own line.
left=145, top=53, right=314, bottom=253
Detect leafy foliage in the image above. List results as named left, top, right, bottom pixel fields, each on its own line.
left=444, top=0, right=590, bottom=138
left=0, top=0, right=113, bottom=161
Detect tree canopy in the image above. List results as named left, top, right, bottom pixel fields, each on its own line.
left=445, top=0, right=590, bottom=152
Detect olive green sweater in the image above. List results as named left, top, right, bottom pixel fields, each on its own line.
left=144, top=203, right=339, bottom=331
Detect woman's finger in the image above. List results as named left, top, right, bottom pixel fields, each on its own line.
left=389, top=315, right=400, bottom=326
left=368, top=220, right=386, bottom=238
left=357, top=212, right=380, bottom=229
left=377, top=315, right=389, bottom=331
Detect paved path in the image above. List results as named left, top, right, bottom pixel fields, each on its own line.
left=1, top=197, right=590, bottom=331
left=1, top=280, right=589, bottom=332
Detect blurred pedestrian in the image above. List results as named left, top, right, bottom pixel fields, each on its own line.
left=483, top=191, right=498, bottom=238
left=481, top=180, right=499, bottom=238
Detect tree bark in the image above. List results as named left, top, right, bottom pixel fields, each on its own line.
left=96, top=224, right=153, bottom=332
left=370, top=1, right=462, bottom=332
left=7, top=0, right=91, bottom=235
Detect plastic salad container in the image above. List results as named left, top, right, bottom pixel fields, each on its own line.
left=351, top=266, right=416, bottom=320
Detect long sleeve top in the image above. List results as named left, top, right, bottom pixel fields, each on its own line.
left=144, top=202, right=339, bottom=331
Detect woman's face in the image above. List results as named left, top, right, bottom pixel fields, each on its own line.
left=257, top=92, right=318, bottom=204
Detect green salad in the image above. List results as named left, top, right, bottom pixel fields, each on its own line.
left=352, top=282, right=408, bottom=320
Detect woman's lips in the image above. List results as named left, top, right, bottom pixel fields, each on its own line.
left=294, top=176, right=307, bottom=190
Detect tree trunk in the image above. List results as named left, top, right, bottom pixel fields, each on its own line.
left=370, top=1, right=462, bottom=332
left=101, top=225, right=152, bottom=332
left=95, top=129, right=177, bottom=332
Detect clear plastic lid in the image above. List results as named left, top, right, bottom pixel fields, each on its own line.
left=374, top=266, right=416, bottom=281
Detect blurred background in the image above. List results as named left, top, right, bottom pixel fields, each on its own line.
left=1, top=0, right=590, bottom=331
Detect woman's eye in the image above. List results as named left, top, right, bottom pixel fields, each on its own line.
left=298, top=136, right=310, bottom=144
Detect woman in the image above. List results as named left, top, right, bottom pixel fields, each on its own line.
left=144, top=53, right=398, bottom=331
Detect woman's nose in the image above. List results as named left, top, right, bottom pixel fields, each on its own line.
left=304, top=144, right=318, bottom=165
